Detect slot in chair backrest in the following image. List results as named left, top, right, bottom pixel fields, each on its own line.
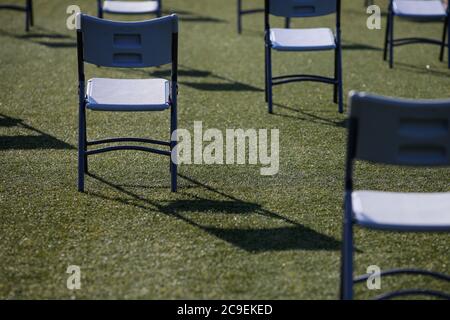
left=267, top=0, right=337, bottom=18
left=348, top=92, right=450, bottom=166
left=78, top=14, right=178, bottom=68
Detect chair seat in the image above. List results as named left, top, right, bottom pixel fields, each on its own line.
left=393, top=0, right=447, bottom=19
left=86, top=78, right=170, bottom=111
left=103, top=1, right=160, bottom=14
left=352, top=191, right=450, bottom=231
left=270, top=28, right=336, bottom=51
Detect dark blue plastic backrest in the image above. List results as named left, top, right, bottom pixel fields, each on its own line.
left=79, top=14, right=178, bottom=68
left=349, top=92, right=450, bottom=166
left=269, top=0, right=337, bottom=18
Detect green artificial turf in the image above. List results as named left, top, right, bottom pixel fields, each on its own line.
left=0, top=0, right=449, bottom=299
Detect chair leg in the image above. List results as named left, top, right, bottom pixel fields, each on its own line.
left=170, top=154, right=177, bottom=192
left=78, top=104, right=86, bottom=192
left=446, top=16, right=450, bottom=69
left=170, top=103, right=177, bottom=192
left=264, top=66, right=268, bottom=103
left=285, top=17, right=291, bottom=29
left=237, top=0, right=242, bottom=34
left=25, top=0, right=31, bottom=32
left=340, top=195, right=354, bottom=300
left=334, top=48, right=338, bottom=104
left=97, top=1, right=103, bottom=19
left=383, top=8, right=391, bottom=61
left=30, top=0, right=34, bottom=26
left=389, top=13, right=394, bottom=69
left=337, top=45, right=344, bottom=114
left=265, top=39, right=268, bottom=103
left=84, top=116, right=88, bottom=174
left=439, top=17, right=447, bottom=62
left=264, top=32, right=273, bottom=113
left=266, top=41, right=273, bottom=114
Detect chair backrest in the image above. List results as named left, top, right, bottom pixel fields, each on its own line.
left=78, top=14, right=177, bottom=68
left=348, top=92, right=450, bottom=166
left=268, top=0, right=337, bottom=18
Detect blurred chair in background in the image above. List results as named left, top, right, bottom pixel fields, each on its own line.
left=97, top=0, right=162, bottom=19
left=237, top=0, right=290, bottom=34
left=384, top=0, right=449, bottom=68
left=264, top=0, right=343, bottom=114
left=0, top=0, right=33, bottom=31
left=341, top=91, right=450, bottom=300
left=76, top=14, right=179, bottom=192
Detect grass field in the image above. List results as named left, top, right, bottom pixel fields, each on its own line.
left=0, top=0, right=449, bottom=299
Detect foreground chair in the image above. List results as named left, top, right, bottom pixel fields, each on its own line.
left=76, top=14, right=178, bottom=192
left=97, top=0, right=162, bottom=18
left=341, top=91, right=450, bottom=300
left=384, top=0, right=449, bottom=68
left=0, top=0, right=33, bottom=31
left=264, top=0, right=343, bottom=114
left=237, top=0, right=290, bottom=34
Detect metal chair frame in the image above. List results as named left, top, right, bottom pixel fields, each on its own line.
left=76, top=14, right=178, bottom=192
left=383, top=0, right=449, bottom=68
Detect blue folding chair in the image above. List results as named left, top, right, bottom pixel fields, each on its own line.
left=264, top=0, right=343, bottom=114
left=341, top=91, right=450, bottom=300
left=76, top=14, right=178, bottom=192
left=0, top=0, right=33, bottom=31
left=97, top=0, right=162, bottom=18
left=237, top=0, right=290, bottom=34
left=384, top=0, right=449, bottom=68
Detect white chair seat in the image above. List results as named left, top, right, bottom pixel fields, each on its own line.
left=352, top=191, right=450, bottom=231
left=103, top=1, right=160, bottom=14
left=270, top=28, right=336, bottom=51
left=86, top=78, right=170, bottom=111
left=393, top=0, right=447, bottom=18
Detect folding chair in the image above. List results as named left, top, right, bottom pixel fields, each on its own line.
left=97, top=0, right=162, bottom=19
left=237, top=0, right=290, bottom=34
left=76, top=14, right=178, bottom=192
left=341, top=91, right=450, bottom=300
left=0, top=0, right=33, bottom=31
left=384, top=0, right=449, bottom=68
left=264, top=0, right=343, bottom=114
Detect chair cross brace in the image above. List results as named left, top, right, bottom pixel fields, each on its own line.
left=86, top=145, right=171, bottom=157
left=392, top=37, right=447, bottom=46
left=272, top=74, right=337, bottom=86
left=374, top=289, right=450, bottom=300
left=354, top=268, right=450, bottom=283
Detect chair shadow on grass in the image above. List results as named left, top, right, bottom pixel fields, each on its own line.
left=342, top=42, right=382, bottom=51
left=395, top=61, right=450, bottom=79
left=0, top=113, right=74, bottom=150
left=272, top=103, right=347, bottom=128
left=162, top=9, right=227, bottom=24
left=0, top=28, right=76, bottom=48
left=119, top=64, right=264, bottom=92
left=150, top=65, right=263, bottom=92
left=86, top=172, right=341, bottom=253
